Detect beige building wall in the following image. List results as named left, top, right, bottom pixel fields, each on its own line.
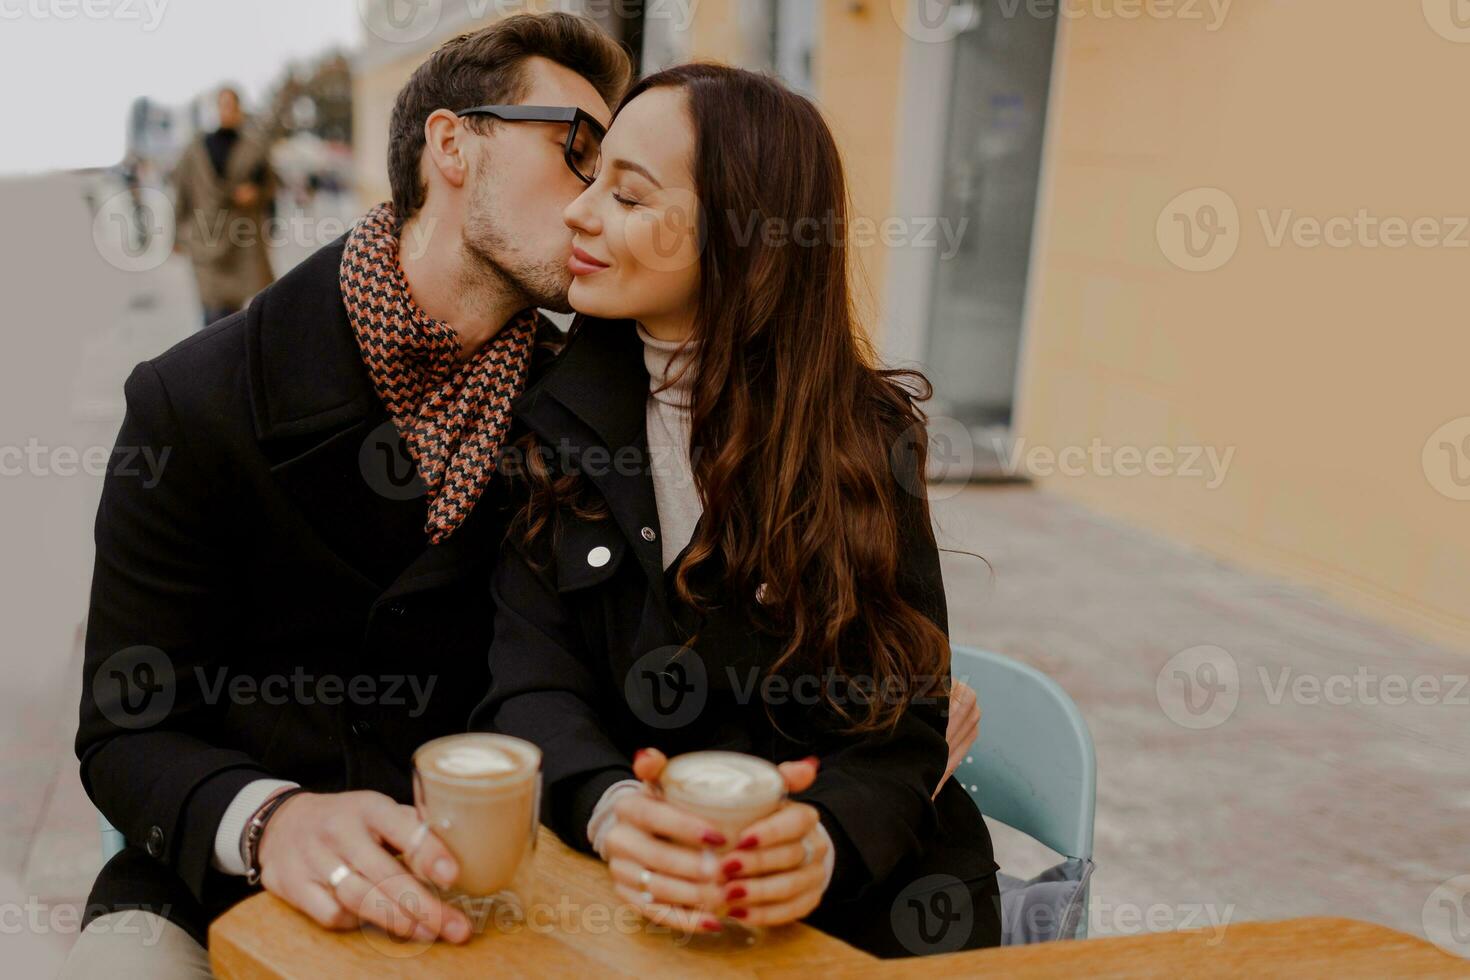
left=1014, top=2, right=1470, bottom=652
left=810, top=3, right=908, bottom=333
left=685, top=2, right=908, bottom=333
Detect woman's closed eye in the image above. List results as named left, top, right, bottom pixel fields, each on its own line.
left=613, top=192, right=643, bottom=209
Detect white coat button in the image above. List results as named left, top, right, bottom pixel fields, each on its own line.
left=641, top=526, right=657, bottom=542
left=587, top=546, right=612, bottom=568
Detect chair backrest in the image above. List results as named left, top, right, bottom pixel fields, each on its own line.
left=949, top=645, right=1096, bottom=861
left=99, top=813, right=126, bottom=862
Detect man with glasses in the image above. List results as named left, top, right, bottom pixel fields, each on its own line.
left=65, top=14, right=630, bottom=978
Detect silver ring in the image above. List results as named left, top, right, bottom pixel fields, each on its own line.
left=327, top=863, right=353, bottom=889
left=637, top=867, right=653, bottom=889
left=406, top=821, right=431, bottom=856
left=801, top=835, right=816, bottom=867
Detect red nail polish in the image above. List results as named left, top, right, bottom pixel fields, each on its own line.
left=729, top=908, right=748, bottom=920
left=702, top=917, right=723, bottom=932
left=721, top=859, right=743, bottom=877
left=737, top=834, right=759, bottom=850
left=726, top=885, right=747, bottom=901
left=802, top=755, right=820, bottom=770
left=702, top=830, right=728, bottom=846
left=633, top=748, right=649, bottom=764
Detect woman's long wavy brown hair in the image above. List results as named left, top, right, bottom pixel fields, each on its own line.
left=514, top=63, right=949, bottom=735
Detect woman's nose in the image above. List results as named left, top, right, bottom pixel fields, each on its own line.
left=563, top=185, right=601, bottom=236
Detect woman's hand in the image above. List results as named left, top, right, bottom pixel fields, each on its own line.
left=605, top=748, right=824, bottom=933
left=601, top=783, right=729, bottom=934
left=938, top=680, right=980, bottom=798
left=722, top=798, right=831, bottom=927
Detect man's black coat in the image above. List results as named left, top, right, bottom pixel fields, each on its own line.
left=76, top=236, right=560, bottom=945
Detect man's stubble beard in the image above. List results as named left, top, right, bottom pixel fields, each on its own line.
left=461, top=171, right=574, bottom=315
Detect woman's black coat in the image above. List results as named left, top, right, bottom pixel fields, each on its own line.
left=470, top=318, right=1001, bottom=957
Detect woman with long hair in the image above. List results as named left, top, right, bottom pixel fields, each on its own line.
left=472, top=63, right=1000, bottom=956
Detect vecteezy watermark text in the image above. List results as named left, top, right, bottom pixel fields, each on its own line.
left=0, top=440, right=169, bottom=486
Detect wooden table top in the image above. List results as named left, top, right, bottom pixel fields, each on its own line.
left=210, top=828, right=1468, bottom=979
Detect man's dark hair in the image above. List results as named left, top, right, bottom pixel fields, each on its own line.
left=387, top=12, right=632, bottom=224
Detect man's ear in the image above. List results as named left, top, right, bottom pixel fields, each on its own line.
left=421, top=108, right=471, bottom=191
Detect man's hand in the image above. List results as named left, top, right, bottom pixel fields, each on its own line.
left=256, top=790, right=471, bottom=944
left=938, top=679, right=980, bottom=798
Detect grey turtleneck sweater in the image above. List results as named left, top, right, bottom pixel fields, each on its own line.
left=638, top=323, right=702, bottom=570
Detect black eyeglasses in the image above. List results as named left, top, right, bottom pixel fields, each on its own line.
left=455, top=104, right=605, bottom=185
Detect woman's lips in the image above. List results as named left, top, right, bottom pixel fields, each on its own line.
left=569, top=246, right=610, bottom=277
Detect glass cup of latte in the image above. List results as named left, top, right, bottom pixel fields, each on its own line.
left=412, top=733, right=542, bottom=933
left=657, top=750, right=787, bottom=946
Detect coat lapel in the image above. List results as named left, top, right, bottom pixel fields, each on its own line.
left=517, top=318, right=670, bottom=603
left=246, top=234, right=567, bottom=598
left=246, top=235, right=428, bottom=590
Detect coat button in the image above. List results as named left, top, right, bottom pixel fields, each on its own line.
left=386, top=603, right=406, bottom=617
left=640, top=526, right=657, bottom=542
left=145, top=825, right=165, bottom=858
left=350, top=720, right=372, bottom=737
left=587, top=546, right=612, bottom=568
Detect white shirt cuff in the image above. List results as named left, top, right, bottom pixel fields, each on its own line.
left=587, top=779, right=644, bottom=860
left=212, top=779, right=301, bottom=875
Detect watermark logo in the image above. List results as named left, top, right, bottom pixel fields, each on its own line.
left=1423, top=417, right=1470, bottom=501
left=1157, top=651, right=1466, bottom=728
left=890, top=0, right=981, bottom=44
left=0, top=0, right=169, bottom=30
left=93, top=645, right=176, bottom=730
left=891, top=416, right=977, bottom=501
left=486, top=0, right=698, bottom=32
left=1423, top=875, right=1470, bottom=958
left=1156, top=644, right=1239, bottom=729
left=1423, top=0, right=1470, bottom=42
left=1157, top=187, right=1240, bottom=272
left=0, top=439, right=169, bottom=485
left=620, top=187, right=705, bottom=275
left=92, top=187, right=174, bottom=273
left=356, top=872, right=440, bottom=959
left=0, top=900, right=172, bottom=942
left=995, top=436, right=1235, bottom=488
left=1161, top=191, right=1469, bottom=271
left=1089, top=898, right=1234, bottom=940
left=360, top=421, right=427, bottom=500
left=623, top=646, right=708, bottom=729
left=359, top=0, right=442, bottom=44
left=890, top=873, right=975, bottom=955
left=1257, top=210, right=1469, bottom=251
left=893, top=0, right=1232, bottom=42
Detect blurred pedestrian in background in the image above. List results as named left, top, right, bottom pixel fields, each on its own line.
left=171, top=85, right=276, bottom=327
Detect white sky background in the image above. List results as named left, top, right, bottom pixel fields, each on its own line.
left=0, top=0, right=364, bottom=176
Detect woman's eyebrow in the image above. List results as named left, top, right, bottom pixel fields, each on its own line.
left=609, top=158, right=663, bottom=189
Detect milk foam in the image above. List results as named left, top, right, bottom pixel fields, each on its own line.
left=669, top=756, right=780, bottom=803
left=432, top=743, right=519, bottom=777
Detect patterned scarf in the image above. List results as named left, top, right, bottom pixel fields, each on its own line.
left=340, top=202, right=540, bottom=543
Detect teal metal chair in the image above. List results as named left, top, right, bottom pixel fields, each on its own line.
left=949, top=645, right=1097, bottom=942
left=100, top=813, right=126, bottom=862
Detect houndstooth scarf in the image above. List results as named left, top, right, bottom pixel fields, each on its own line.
left=340, top=201, right=540, bottom=543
